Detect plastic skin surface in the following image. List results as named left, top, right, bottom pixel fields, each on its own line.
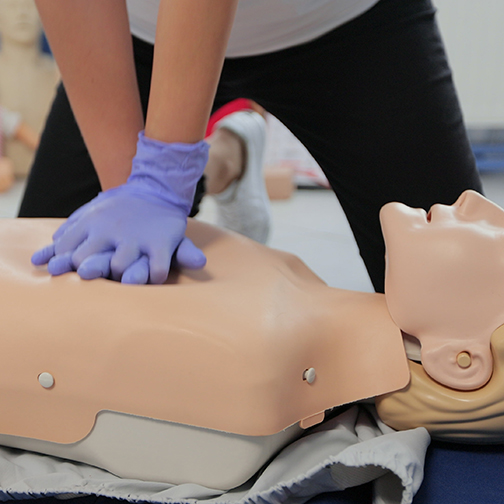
left=0, top=218, right=409, bottom=444
left=380, top=190, right=504, bottom=391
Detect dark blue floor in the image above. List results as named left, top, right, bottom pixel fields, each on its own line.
left=308, top=440, right=504, bottom=504
left=413, top=440, right=504, bottom=504
left=306, top=484, right=372, bottom=504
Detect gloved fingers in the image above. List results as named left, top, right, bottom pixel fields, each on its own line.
left=70, top=236, right=113, bottom=270
left=47, top=252, right=75, bottom=276
left=53, top=220, right=73, bottom=241
left=53, top=224, right=90, bottom=256
left=31, top=244, right=56, bottom=266
left=174, top=237, right=207, bottom=270
left=121, top=255, right=149, bottom=284
left=76, top=252, right=113, bottom=280
left=148, top=247, right=173, bottom=285
left=52, top=203, right=90, bottom=240
left=110, top=244, right=142, bottom=281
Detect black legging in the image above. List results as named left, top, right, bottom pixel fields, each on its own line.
left=19, top=0, right=482, bottom=293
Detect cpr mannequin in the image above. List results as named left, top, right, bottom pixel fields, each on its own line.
left=0, top=217, right=410, bottom=490
left=376, top=190, right=504, bottom=442
left=0, top=0, right=58, bottom=176
left=2, top=190, right=504, bottom=489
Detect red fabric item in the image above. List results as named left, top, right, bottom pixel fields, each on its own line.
left=205, top=98, right=253, bottom=138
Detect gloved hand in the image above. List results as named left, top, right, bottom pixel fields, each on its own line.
left=31, top=131, right=209, bottom=284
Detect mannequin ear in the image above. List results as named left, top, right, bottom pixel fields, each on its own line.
left=420, top=337, right=493, bottom=391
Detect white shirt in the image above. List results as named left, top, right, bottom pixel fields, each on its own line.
left=126, top=0, right=379, bottom=57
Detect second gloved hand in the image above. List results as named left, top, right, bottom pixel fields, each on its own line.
left=31, top=132, right=209, bottom=284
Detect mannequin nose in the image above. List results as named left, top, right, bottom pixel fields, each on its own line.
left=455, top=189, right=485, bottom=210
left=453, top=190, right=504, bottom=227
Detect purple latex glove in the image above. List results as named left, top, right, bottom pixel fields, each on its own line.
left=31, top=131, right=209, bottom=284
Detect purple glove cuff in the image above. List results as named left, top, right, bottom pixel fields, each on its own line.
left=127, top=131, right=209, bottom=215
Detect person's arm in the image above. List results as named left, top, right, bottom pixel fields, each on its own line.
left=32, top=0, right=239, bottom=284
left=145, top=0, right=238, bottom=144
left=34, top=0, right=143, bottom=190
left=36, top=0, right=238, bottom=186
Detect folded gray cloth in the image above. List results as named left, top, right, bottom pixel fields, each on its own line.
left=0, top=405, right=429, bottom=504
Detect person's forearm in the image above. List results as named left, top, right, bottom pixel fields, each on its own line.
left=145, top=0, right=238, bottom=144
left=35, top=0, right=144, bottom=190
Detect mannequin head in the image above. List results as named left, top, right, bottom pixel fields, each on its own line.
left=0, top=0, right=41, bottom=47
left=380, top=190, right=504, bottom=390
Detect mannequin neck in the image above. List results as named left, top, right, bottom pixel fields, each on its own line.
left=0, top=39, right=41, bottom=66
left=301, top=285, right=409, bottom=404
left=312, top=287, right=398, bottom=336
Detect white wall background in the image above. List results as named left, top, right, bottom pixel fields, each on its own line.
left=435, top=0, right=504, bottom=127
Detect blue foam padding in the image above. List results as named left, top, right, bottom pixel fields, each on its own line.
left=412, top=440, right=504, bottom=504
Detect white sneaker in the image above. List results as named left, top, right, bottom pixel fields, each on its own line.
left=212, top=111, right=271, bottom=244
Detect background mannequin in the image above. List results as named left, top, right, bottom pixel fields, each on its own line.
left=0, top=0, right=58, bottom=176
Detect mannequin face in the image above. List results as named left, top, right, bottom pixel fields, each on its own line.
left=0, top=0, right=41, bottom=47
left=380, top=190, right=504, bottom=390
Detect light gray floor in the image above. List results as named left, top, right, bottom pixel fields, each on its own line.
left=4, top=172, right=504, bottom=291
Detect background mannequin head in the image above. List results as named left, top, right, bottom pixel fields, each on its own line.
left=380, top=190, right=504, bottom=390
left=0, top=0, right=41, bottom=48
